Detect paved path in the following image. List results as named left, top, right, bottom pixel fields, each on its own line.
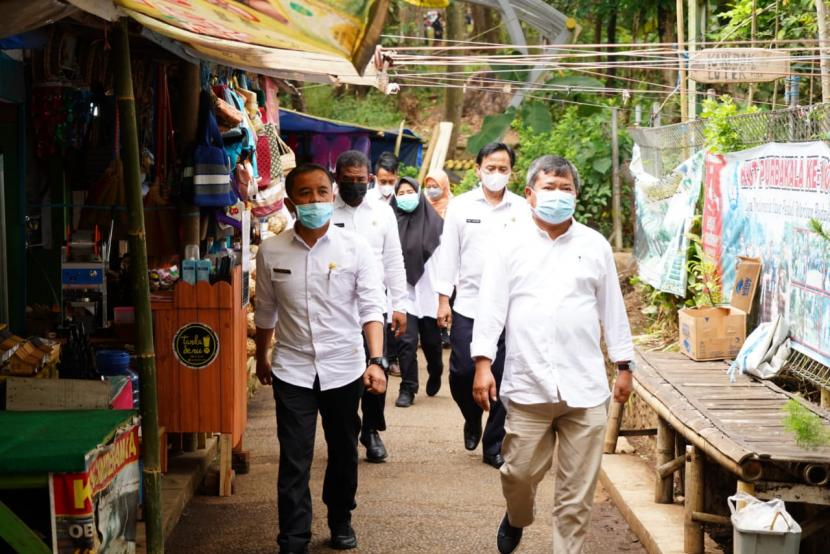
left=167, top=352, right=645, bottom=553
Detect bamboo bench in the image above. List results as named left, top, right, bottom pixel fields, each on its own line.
left=604, top=348, right=830, bottom=553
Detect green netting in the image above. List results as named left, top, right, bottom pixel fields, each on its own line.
left=0, top=410, right=137, bottom=474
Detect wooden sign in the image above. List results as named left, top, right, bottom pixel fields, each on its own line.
left=689, top=48, right=790, bottom=84
left=173, top=322, right=220, bottom=369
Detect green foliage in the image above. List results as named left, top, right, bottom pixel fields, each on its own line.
left=686, top=230, right=723, bottom=307
left=782, top=398, right=830, bottom=449
left=302, top=85, right=404, bottom=130
left=710, top=0, right=817, bottom=43
left=545, top=75, right=606, bottom=91
left=809, top=218, right=830, bottom=244
left=632, top=275, right=684, bottom=338
left=466, top=107, right=517, bottom=155
left=398, top=163, right=419, bottom=179
left=700, top=95, right=759, bottom=154
left=454, top=168, right=479, bottom=196
left=512, top=105, right=632, bottom=238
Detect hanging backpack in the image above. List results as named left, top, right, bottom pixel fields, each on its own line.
left=192, top=92, right=236, bottom=207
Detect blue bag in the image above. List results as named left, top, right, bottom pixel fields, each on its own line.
left=192, top=94, right=236, bottom=207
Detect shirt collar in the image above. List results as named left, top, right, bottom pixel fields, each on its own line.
left=291, top=223, right=333, bottom=250
left=334, top=194, right=370, bottom=212
left=534, top=218, right=577, bottom=243
left=473, top=185, right=515, bottom=209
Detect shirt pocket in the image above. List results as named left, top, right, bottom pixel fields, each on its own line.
left=270, top=270, right=303, bottom=298
left=323, top=268, right=355, bottom=302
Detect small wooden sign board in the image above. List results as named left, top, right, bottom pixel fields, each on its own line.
left=690, top=48, right=790, bottom=83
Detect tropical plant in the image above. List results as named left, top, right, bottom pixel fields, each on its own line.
left=686, top=231, right=723, bottom=307
left=783, top=398, right=830, bottom=448
left=700, top=95, right=760, bottom=154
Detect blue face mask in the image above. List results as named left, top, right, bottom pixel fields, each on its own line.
left=534, top=189, right=576, bottom=225
left=294, top=202, right=333, bottom=229
left=396, top=193, right=420, bottom=213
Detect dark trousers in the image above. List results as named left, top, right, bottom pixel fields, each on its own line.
left=448, top=310, right=506, bottom=457
left=361, top=314, right=387, bottom=434
left=399, top=314, right=444, bottom=394
left=386, top=323, right=400, bottom=363
left=273, top=376, right=363, bottom=552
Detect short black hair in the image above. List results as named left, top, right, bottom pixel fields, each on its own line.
left=335, top=150, right=371, bottom=176
left=285, top=163, right=333, bottom=198
left=525, top=155, right=581, bottom=192
left=375, top=151, right=400, bottom=175
left=476, top=142, right=516, bottom=168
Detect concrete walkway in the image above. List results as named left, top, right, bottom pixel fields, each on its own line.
left=166, top=352, right=645, bottom=553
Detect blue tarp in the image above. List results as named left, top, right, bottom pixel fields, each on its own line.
left=278, top=109, right=423, bottom=170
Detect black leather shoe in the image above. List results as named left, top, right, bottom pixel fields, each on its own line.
left=483, top=452, right=505, bottom=469
left=497, top=512, right=523, bottom=554
left=463, top=419, right=482, bottom=451
left=395, top=389, right=414, bottom=407
left=426, top=374, right=441, bottom=396
left=330, top=522, right=357, bottom=550
left=360, top=430, right=387, bottom=463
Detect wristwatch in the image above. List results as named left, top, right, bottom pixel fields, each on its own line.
left=616, top=360, right=635, bottom=372
left=367, top=356, right=390, bottom=373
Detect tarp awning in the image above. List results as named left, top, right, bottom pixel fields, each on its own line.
left=279, top=108, right=421, bottom=141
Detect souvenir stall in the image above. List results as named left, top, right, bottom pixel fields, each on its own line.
left=0, top=17, right=296, bottom=552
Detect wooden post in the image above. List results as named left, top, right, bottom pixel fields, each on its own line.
left=634, top=104, right=642, bottom=126
left=418, top=123, right=440, bottom=184
left=684, top=445, right=704, bottom=554
left=611, top=107, right=622, bottom=251
left=655, top=417, right=676, bottom=503
left=603, top=400, right=625, bottom=454
left=736, top=480, right=755, bottom=511
left=687, top=0, right=699, bottom=120
left=444, top=1, right=465, bottom=158
left=219, top=433, right=233, bottom=497
left=676, top=0, right=688, bottom=122
left=676, top=434, right=687, bottom=495
left=651, top=101, right=662, bottom=127
left=393, top=119, right=405, bottom=157
left=114, top=20, right=163, bottom=553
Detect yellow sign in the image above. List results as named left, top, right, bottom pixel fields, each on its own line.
left=117, top=0, right=386, bottom=69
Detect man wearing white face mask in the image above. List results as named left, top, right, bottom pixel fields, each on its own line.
left=434, top=142, right=528, bottom=469
left=371, top=152, right=399, bottom=204
left=470, top=155, right=634, bottom=554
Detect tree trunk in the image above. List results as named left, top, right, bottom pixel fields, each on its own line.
left=472, top=4, right=487, bottom=49
left=607, top=7, right=618, bottom=89
left=483, top=7, right=501, bottom=45
left=444, top=1, right=465, bottom=157
left=657, top=2, right=677, bottom=87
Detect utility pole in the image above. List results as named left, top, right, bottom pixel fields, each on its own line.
left=677, top=0, right=688, bottom=121
left=444, top=1, right=465, bottom=158
left=114, top=20, right=163, bottom=553
left=817, top=0, right=830, bottom=103
left=611, top=107, right=622, bottom=251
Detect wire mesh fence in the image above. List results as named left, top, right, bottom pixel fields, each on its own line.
left=629, top=103, right=830, bottom=178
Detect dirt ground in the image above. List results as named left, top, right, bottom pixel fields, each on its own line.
left=167, top=350, right=645, bottom=553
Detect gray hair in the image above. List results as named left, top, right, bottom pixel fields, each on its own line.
left=525, top=155, right=580, bottom=192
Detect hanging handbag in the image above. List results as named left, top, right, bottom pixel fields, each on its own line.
left=255, top=122, right=282, bottom=187
left=250, top=176, right=285, bottom=218
left=192, top=93, right=236, bottom=207
left=276, top=133, right=296, bottom=174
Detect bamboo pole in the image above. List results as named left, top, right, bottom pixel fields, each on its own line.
left=684, top=445, right=704, bottom=554
left=816, top=0, right=830, bottom=103
left=691, top=511, right=731, bottom=526
left=736, top=480, right=755, bottom=511
left=603, top=400, right=625, bottom=454
left=655, top=417, right=676, bottom=503
left=393, top=119, right=405, bottom=157
left=418, top=123, right=440, bottom=184
left=611, top=107, right=622, bottom=251
left=114, top=20, right=163, bottom=553
left=676, top=0, right=688, bottom=122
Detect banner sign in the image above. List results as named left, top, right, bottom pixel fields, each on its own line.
left=689, top=48, right=790, bottom=83
left=117, top=0, right=384, bottom=68
left=632, top=147, right=705, bottom=296
left=703, top=142, right=830, bottom=366
left=51, top=425, right=141, bottom=554
left=173, top=323, right=220, bottom=369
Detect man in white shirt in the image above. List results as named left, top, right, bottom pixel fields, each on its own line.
left=333, top=150, right=408, bottom=463
left=434, top=142, right=527, bottom=469
left=470, top=155, right=634, bottom=554
left=255, top=163, right=387, bottom=553
left=371, top=151, right=399, bottom=204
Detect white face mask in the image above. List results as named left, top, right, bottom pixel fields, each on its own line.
left=379, top=184, right=395, bottom=198
left=481, top=171, right=509, bottom=192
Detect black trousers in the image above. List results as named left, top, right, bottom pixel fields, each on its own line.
left=361, top=314, right=387, bottom=434
left=386, top=322, right=400, bottom=364
left=399, top=314, right=444, bottom=394
left=273, top=376, right=363, bottom=552
left=448, top=310, right=506, bottom=457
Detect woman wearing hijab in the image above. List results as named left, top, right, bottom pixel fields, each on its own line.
left=423, top=169, right=452, bottom=218
left=392, top=177, right=445, bottom=408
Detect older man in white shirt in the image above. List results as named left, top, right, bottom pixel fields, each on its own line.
left=470, top=155, right=634, bottom=554
left=255, top=163, right=387, bottom=553
left=435, top=142, right=528, bottom=469
left=332, top=150, right=408, bottom=463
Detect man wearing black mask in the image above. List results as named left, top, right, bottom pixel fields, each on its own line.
left=332, top=150, right=408, bottom=463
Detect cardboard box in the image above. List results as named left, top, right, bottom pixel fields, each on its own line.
left=679, top=256, right=762, bottom=361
